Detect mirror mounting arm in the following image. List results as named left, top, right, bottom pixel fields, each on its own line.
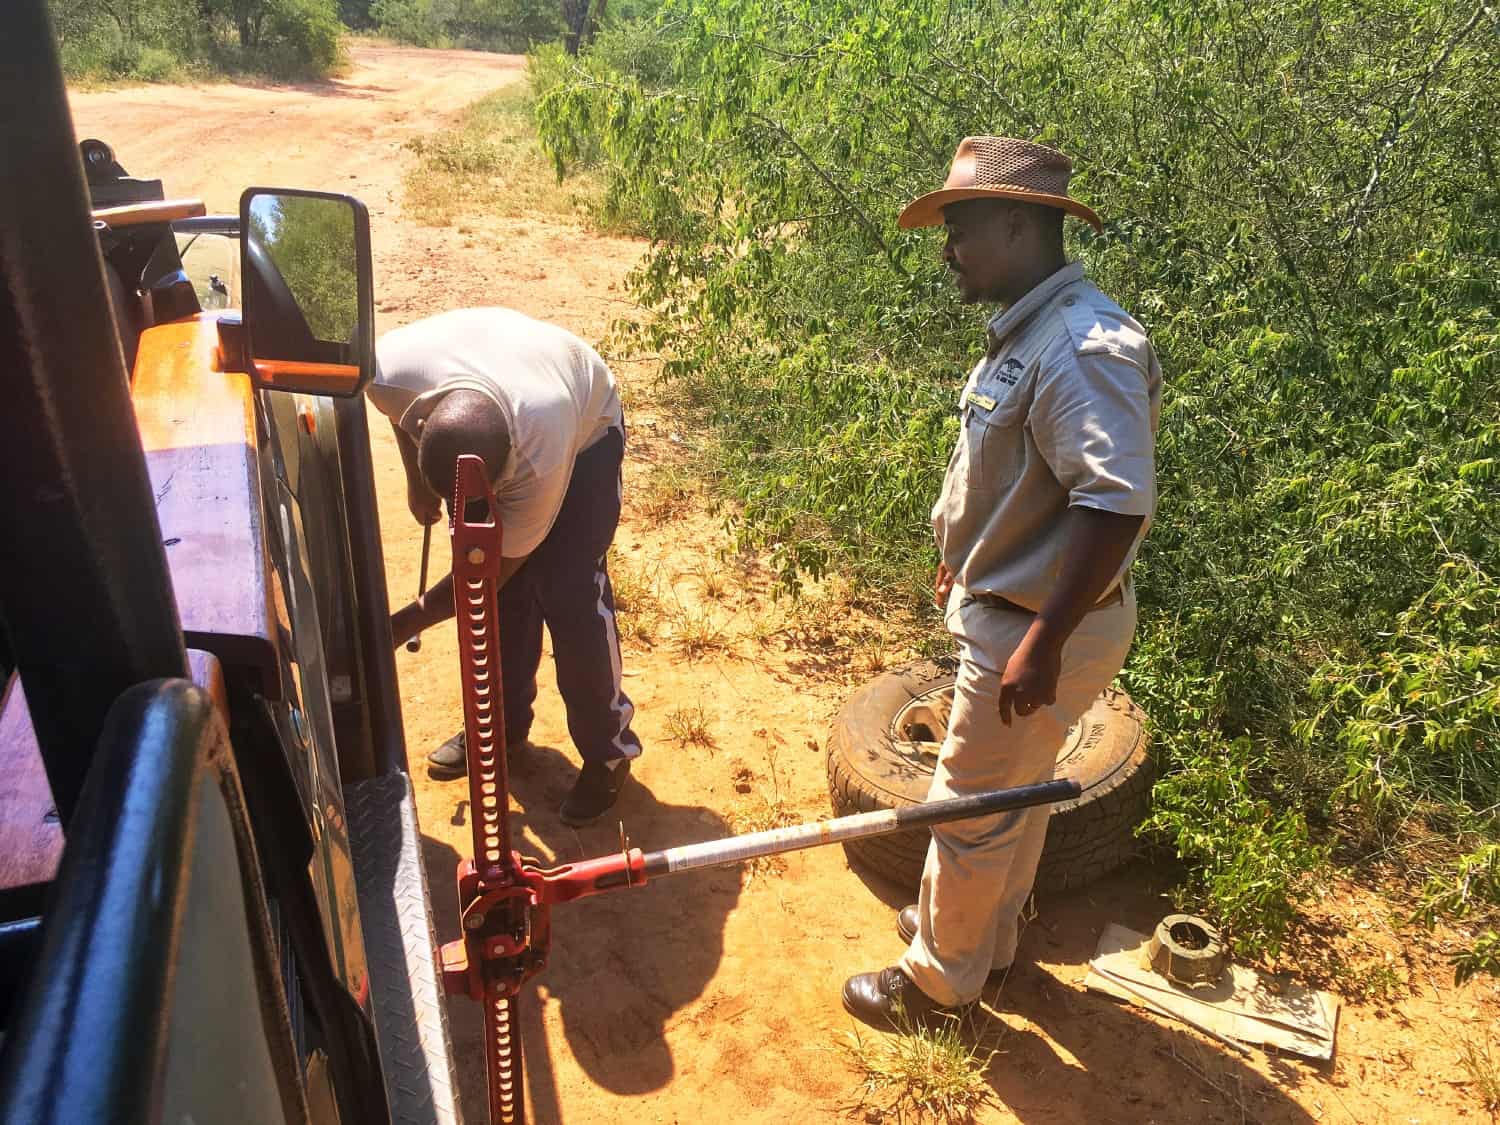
left=216, top=313, right=250, bottom=375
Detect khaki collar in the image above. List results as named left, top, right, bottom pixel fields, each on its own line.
left=985, top=261, right=1085, bottom=355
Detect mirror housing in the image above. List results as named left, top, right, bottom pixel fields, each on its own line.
left=239, top=187, right=374, bottom=397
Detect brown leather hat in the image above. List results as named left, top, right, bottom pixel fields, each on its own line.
left=899, top=136, right=1102, bottom=232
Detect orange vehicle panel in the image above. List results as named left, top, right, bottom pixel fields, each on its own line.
left=0, top=675, right=65, bottom=894
left=132, top=316, right=280, bottom=695
left=188, top=649, right=231, bottom=726
left=252, top=359, right=360, bottom=393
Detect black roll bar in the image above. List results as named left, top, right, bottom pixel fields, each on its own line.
left=0, top=0, right=188, bottom=824
left=335, top=397, right=410, bottom=776
left=0, top=681, right=306, bottom=1124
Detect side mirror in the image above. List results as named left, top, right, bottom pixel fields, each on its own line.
left=239, top=187, right=374, bottom=397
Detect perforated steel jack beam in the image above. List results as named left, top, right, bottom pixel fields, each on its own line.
left=443, top=455, right=525, bottom=1125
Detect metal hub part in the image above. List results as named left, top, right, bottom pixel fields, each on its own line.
left=1148, top=913, right=1228, bottom=985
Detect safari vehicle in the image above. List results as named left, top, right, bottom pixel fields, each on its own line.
left=0, top=4, right=463, bottom=1122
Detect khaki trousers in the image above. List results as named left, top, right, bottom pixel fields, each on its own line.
left=899, top=583, right=1136, bottom=1005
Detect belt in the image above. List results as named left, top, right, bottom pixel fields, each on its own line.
left=965, top=583, right=1125, bottom=616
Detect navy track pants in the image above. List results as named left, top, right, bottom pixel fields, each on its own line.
left=498, top=427, right=641, bottom=764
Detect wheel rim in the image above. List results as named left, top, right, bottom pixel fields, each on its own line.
left=889, top=683, right=1116, bottom=788
left=890, top=687, right=952, bottom=758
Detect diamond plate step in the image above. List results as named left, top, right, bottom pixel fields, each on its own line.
left=346, top=772, right=464, bottom=1125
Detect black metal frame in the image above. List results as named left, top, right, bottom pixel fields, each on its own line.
left=0, top=0, right=187, bottom=826
left=336, top=396, right=411, bottom=778
left=0, top=680, right=305, bottom=1124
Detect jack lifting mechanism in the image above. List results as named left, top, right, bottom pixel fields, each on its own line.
left=436, top=455, right=1082, bottom=1125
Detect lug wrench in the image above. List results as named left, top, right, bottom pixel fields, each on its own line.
left=406, top=521, right=432, bottom=653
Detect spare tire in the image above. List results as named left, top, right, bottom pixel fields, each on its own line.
left=826, top=657, right=1152, bottom=892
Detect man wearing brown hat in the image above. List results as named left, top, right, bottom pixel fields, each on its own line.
left=843, top=138, right=1161, bottom=1029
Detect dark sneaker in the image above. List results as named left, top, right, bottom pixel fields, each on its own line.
left=841, top=966, right=976, bottom=1033
left=559, top=759, right=630, bottom=826
left=425, top=730, right=530, bottom=780
left=426, top=731, right=468, bottom=780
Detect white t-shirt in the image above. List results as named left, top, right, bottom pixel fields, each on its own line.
left=370, top=307, right=624, bottom=557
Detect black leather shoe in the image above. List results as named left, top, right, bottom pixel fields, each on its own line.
left=841, top=966, right=974, bottom=1032
left=426, top=731, right=530, bottom=780
left=560, top=759, right=630, bottom=826
left=426, top=731, right=468, bottom=779
left=897, top=904, right=919, bottom=944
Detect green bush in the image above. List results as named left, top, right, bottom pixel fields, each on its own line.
left=50, top=0, right=345, bottom=82
left=535, top=0, right=1500, bottom=958
left=1141, top=734, right=1328, bottom=957
left=369, top=0, right=449, bottom=46
left=258, top=0, right=345, bottom=75
left=51, top=0, right=205, bottom=81
left=131, top=45, right=183, bottom=81
left=374, top=0, right=561, bottom=51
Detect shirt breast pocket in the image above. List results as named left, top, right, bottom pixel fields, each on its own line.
left=963, top=379, right=1027, bottom=491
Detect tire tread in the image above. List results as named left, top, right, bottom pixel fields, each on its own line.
left=826, top=667, right=1152, bottom=892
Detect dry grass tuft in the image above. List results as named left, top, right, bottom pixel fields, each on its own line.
left=727, top=735, right=800, bottom=880
left=635, top=463, right=700, bottom=526
left=838, top=1012, right=998, bottom=1124
left=667, top=600, right=728, bottom=658
left=664, top=703, right=715, bottom=749
left=1458, top=1032, right=1500, bottom=1114
left=609, top=556, right=663, bottom=645
left=403, top=86, right=603, bottom=227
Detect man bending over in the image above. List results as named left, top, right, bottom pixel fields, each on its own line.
left=370, top=307, right=643, bottom=826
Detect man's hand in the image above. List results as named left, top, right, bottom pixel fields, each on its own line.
left=390, top=574, right=456, bottom=650
left=393, top=420, right=443, bottom=525
left=390, top=599, right=425, bottom=649
left=934, top=561, right=954, bottom=609
left=998, top=623, right=1063, bottom=725
left=408, top=482, right=443, bottom=526
left=996, top=507, right=1146, bottom=724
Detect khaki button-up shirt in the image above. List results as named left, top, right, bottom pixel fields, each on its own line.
left=932, top=261, right=1161, bottom=610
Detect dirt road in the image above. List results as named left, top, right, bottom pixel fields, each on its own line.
left=71, top=44, right=1497, bottom=1125
left=71, top=45, right=524, bottom=211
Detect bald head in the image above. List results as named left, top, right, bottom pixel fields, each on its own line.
left=417, top=389, right=512, bottom=505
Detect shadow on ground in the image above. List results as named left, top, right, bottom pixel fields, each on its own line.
left=423, top=740, right=742, bottom=1123
left=993, top=872, right=1319, bottom=1124
left=980, top=966, right=1318, bottom=1124
left=846, top=859, right=1322, bottom=1122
